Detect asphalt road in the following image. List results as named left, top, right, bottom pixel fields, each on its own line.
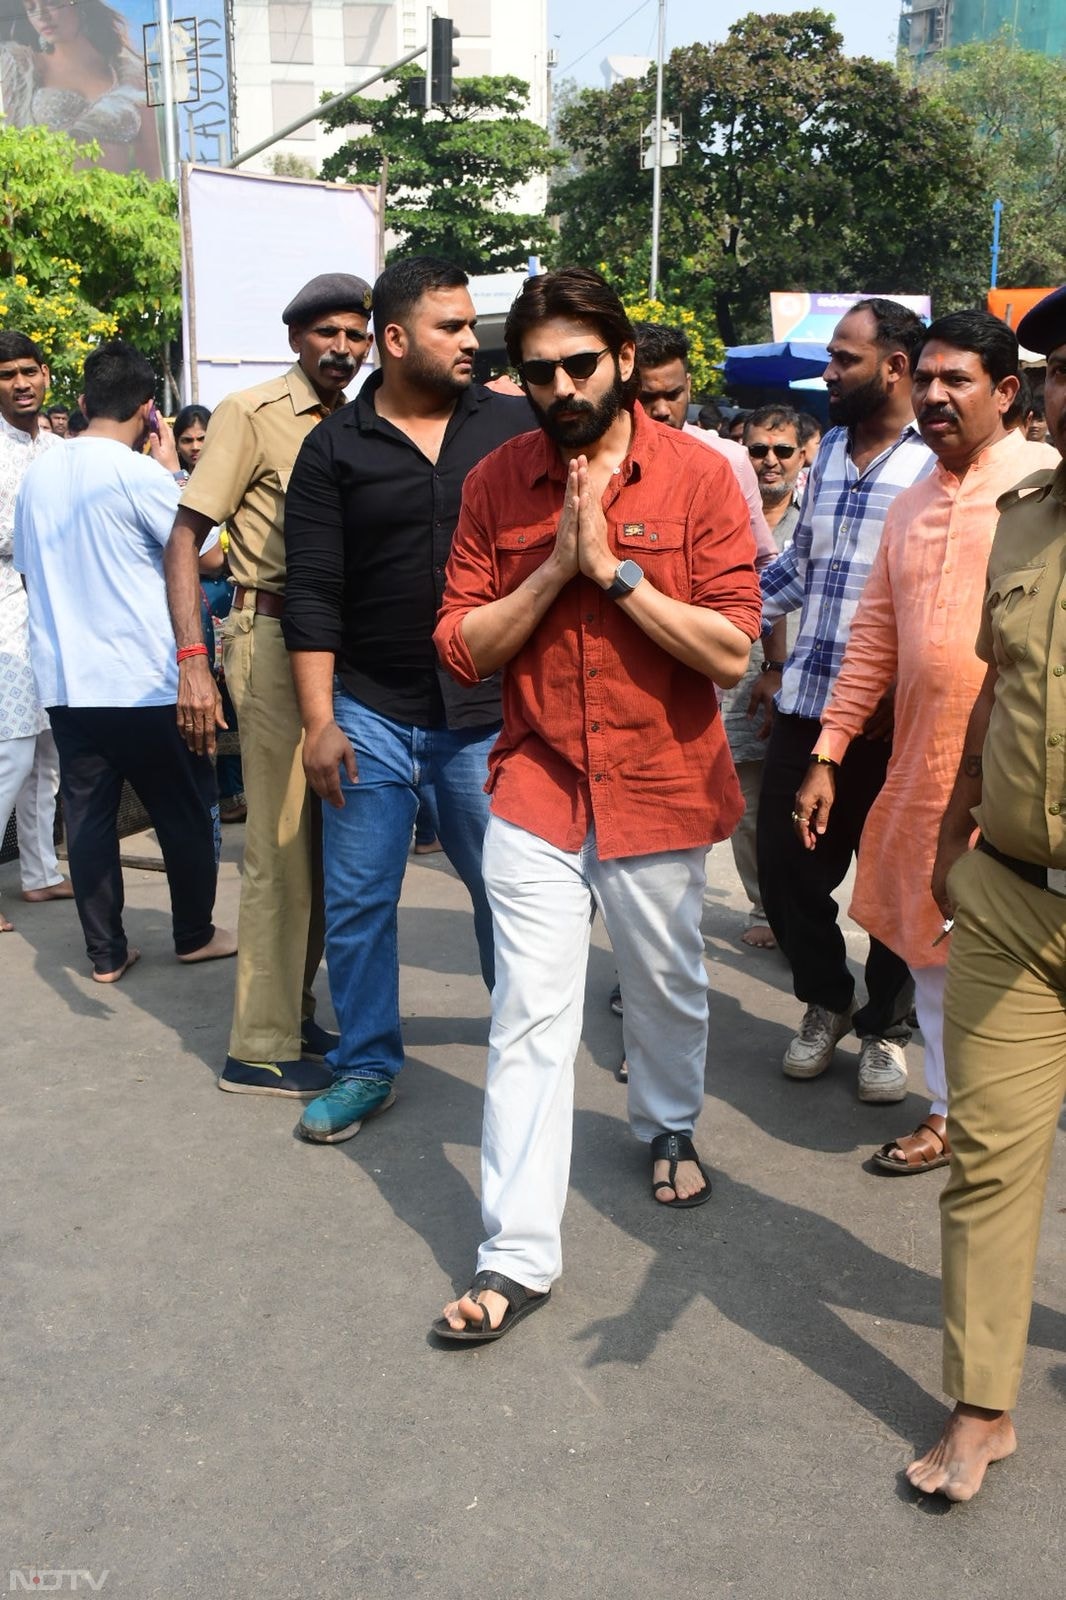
left=3, top=827, right=1064, bottom=1599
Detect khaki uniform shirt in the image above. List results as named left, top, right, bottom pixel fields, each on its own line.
left=179, top=363, right=338, bottom=594
left=976, top=458, right=1066, bottom=865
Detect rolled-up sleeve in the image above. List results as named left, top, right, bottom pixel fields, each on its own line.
left=282, top=429, right=345, bottom=654
left=689, top=462, right=762, bottom=641
left=434, top=464, right=497, bottom=686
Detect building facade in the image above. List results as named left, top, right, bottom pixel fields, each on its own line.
left=899, top=0, right=1066, bottom=63
left=229, top=0, right=550, bottom=174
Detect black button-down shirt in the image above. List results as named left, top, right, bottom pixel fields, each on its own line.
left=283, top=372, right=534, bottom=728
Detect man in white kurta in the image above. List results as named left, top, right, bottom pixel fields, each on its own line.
left=0, top=332, right=71, bottom=931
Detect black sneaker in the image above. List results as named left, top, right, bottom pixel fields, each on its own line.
left=300, top=1019, right=340, bottom=1061
left=218, top=1056, right=334, bottom=1098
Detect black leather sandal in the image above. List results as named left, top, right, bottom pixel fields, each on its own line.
left=650, top=1131, right=713, bottom=1208
left=431, top=1269, right=551, bottom=1343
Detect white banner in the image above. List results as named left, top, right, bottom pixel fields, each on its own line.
left=180, top=166, right=380, bottom=408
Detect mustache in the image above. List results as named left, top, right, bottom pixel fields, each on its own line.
left=546, top=397, right=594, bottom=422
left=920, top=405, right=958, bottom=424
left=319, top=354, right=355, bottom=373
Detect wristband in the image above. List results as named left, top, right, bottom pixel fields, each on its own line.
left=176, top=643, right=209, bottom=663
left=809, top=753, right=837, bottom=769
left=760, top=659, right=785, bottom=673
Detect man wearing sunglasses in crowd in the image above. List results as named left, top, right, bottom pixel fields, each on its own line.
left=713, top=407, right=807, bottom=948
left=431, top=268, right=760, bottom=1342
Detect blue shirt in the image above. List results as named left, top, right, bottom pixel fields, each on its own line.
left=14, top=437, right=180, bottom=708
left=760, top=422, right=933, bottom=719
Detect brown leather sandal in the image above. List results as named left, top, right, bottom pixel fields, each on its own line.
left=871, top=1116, right=951, bottom=1175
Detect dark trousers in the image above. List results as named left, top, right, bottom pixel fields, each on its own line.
left=49, top=705, right=218, bottom=974
left=756, top=710, right=913, bottom=1039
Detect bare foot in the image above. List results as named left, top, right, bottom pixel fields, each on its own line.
left=177, top=928, right=238, bottom=964
left=906, top=1404, right=1017, bottom=1501
left=0, top=909, right=13, bottom=933
left=441, top=1287, right=510, bottom=1333
left=21, top=879, right=75, bottom=902
left=741, top=922, right=777, bottom=949
left=653, top=1158, right=708, bottom=1203
left=92, top=948, right=141, bottom=984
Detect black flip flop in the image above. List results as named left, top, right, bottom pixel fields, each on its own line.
left=650, top=1130, right=713, bottom=1208
left=431, top=1269, right=551, bottom=1343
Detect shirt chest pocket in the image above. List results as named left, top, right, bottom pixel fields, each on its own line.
left=494, top=519, right=557, bottom=592
left=612, top=517, right=689, bottom=597
left=987, top=564, right=1046, bottom=666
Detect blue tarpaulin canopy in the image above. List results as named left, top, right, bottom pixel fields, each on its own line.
left=722, top=340, right=829, bottom=387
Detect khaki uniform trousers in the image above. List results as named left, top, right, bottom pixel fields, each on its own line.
left=941, top=846, right=1066, bottom=1411
left=223, top=607, right=324, bottom=1062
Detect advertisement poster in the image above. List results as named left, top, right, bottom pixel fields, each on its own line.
left=771, top=292, right=931, bottom=344
left=0, top=0, right=232, bottom=179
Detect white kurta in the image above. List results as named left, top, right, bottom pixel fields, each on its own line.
left=0, top=415, right=61, bottom=740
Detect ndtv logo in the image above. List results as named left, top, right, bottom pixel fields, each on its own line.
left=8, top=1576, right=108, bottom=1592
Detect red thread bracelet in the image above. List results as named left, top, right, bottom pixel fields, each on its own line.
left=176, top=644, right=209, bottom=663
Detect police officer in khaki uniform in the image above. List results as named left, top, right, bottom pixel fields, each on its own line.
left=165, top=273, right=373, bottom=1096
left=908, top=283, right=1066, bottom=1502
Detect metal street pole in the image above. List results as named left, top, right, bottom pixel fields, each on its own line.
left=649, top=0, right=666, bottom=300
left=157, top=0, right=179, bottom=183
left=990, top=197, right=1003, bottom=288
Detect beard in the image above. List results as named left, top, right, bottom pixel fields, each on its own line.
left=827, top=369, right=887, bottom=426
left=530, top=367, right=626, bottom=447
left=759, top=478, right=794, bottom=507
left=403, top=339, right=473, bottom=400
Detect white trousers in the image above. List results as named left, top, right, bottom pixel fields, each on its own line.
left=477, top=814, right=711, bottom=1290
left=912, top=964, right=947, bottom=1118
left=0, top=729, right=62, bottom=893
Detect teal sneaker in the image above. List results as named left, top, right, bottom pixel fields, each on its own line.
left=297, top=1078, right=396, bottom=1144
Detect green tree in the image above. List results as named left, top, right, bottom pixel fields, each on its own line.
left=552, top=11, right=990, bottom=340
left=920, top=34, right=1066, bottom=287
left=0, top=125, right=181, bottom=398
left=319, top=66, right=562, bottom=272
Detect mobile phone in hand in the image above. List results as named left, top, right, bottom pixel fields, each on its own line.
left=148, top=404, right=161, bottom=434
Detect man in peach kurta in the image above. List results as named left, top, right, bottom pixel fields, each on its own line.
left=794, top=310, right=1058, bottom=1173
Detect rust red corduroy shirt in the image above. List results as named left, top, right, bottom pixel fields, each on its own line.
left=433, top=406, right=762, bottom=860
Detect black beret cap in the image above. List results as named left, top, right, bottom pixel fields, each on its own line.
left=282, top=273, right=373, bottom=326
left=1017, top=285, right=1066, bottom=357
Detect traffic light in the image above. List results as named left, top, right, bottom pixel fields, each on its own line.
left=430, top=16, right=458, bottom=105
left=405, top=17, right=459, bottom=109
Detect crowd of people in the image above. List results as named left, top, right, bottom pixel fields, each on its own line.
left=3, top=259, right=1066, bottom=1505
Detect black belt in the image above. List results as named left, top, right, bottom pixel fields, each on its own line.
left=976, top=836, right=1066, bottom=897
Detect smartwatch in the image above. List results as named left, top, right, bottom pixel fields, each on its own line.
left=606, top=558, right=644, bottom=599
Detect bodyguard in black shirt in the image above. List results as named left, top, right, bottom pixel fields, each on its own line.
left=283, top=257, right=532, bottom=1145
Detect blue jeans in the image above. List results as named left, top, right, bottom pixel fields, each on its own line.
left=323, top=687, right=498, bottom=1082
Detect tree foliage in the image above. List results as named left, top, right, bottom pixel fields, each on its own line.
left=920, top=34, right=1066, bottom=288
left=552, top=10, right=990, bottom=340
left=319, top=67, right=562, bottom=273
left=0, top=125, right=180, bottom=398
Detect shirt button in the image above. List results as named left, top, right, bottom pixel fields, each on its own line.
left=585, top=613, right=594, bottom=623
left=590, top=721, right=600, bottom=732
left=943, top=564, right=952, bottom=573
left=1060, top=599, right=1066, bottom=610
left=588, top=668, right=597, bottom=678
left=1051, top=803, right=1062, bottom=816
left=1055, top=666, right=1066, bottom=677
left=937, top=600, right=945, bottom=608
left=594, top=773, right=604, bottom=783
left=1051, top=735, right=1063, bottom=747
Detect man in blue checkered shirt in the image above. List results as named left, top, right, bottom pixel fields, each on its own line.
left=751, top=299, right=934, bottom=1100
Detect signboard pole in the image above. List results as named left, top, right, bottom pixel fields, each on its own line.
left=156, top=0, right=179, bottom=182
left=649, top=0, right=665, bottom=300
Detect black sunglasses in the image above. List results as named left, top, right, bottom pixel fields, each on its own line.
left=747, top=441, right=798, bottom=461
left=519, top=348, right=610, bottom=386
